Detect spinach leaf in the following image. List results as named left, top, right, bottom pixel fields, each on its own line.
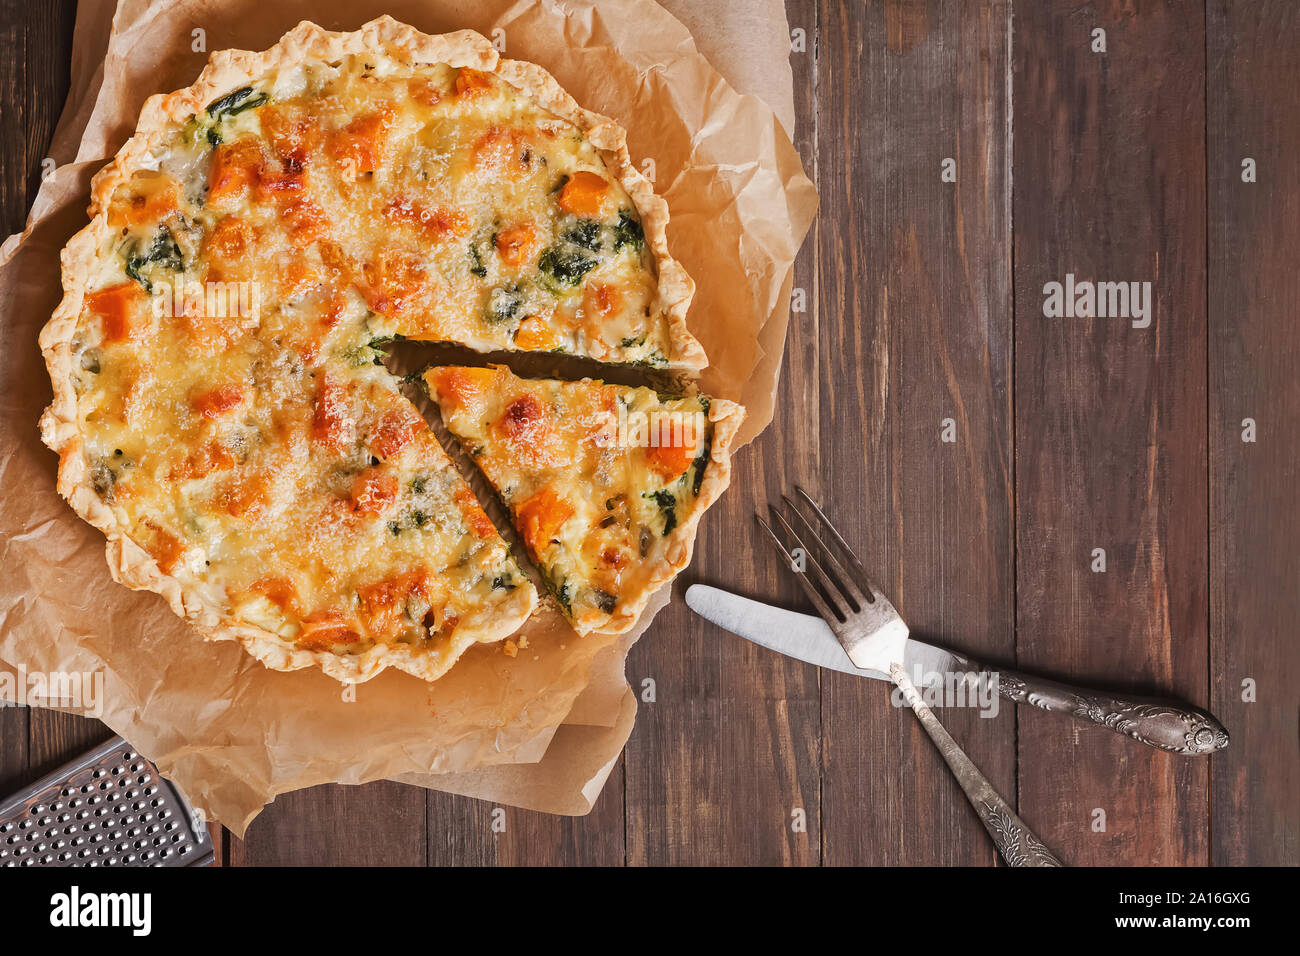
left=691, top=431, right=713, bottom=496
left=644, top=488, right=678, bottom=535
left=613, top=209, right=645, bottom=252
left=206, top=86, right=269, bottom=120
left=469, top=240, right=488, bottom=278
left=124, top=227, right=183, bottom=292
left=538, top=245, right=598, bottom=288
left=487, top=284, right=523, bottom=324
left=562, top=219, right=602, bottom=251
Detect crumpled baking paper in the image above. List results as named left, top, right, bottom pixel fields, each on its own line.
left=0, top=0, right=815, bottom=834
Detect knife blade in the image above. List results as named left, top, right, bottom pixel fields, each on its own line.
left=684, top=584, right=1232, bottom=754
left=685, top=584, right=969, bottom=690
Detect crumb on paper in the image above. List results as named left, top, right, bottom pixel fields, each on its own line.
left=503, top=639, right=518, bottom=657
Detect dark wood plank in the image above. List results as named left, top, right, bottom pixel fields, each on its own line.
left=425, top=761, right=625, bottom=865
left=0, top=699, right=27, bottom=797
left=1207, top=0, right=1300, bottom=867
left=229, top=781, right=427, bottom=866
left=1012, top=1, right=1210, bottom=866
left=812, top=0, right=1015, bottom=866
left=0, top=0, right=75, bottom=236
left=24, top=713, right=113, bottom=780
left=622, top=0, right=822, bottom=866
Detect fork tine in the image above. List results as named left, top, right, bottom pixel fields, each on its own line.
left=754, top=513, right=842, bottom=624
left=794, top=485, right=883, bottom=599
left=779, top=493, right=867, bottom=609
left=766, top=504, right=852, bottom=620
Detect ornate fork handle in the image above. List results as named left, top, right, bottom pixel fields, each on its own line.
left=891, top=664, right=1063, bottom=867
left=973, top=661, right=1230, bottom=756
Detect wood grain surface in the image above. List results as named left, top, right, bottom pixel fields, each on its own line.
left=1013, top=0, right=1210, bottom=867
left=1, top=0, right=1295, bottom=866
left=1206, top=0, right=1300, bottom=867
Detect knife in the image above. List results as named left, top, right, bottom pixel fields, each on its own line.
left=685, top=584, right=1229, bottom=755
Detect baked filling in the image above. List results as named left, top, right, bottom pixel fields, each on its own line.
left=425, top=366, right=742, bottom=634
left=40, top=20, right=734, bottom=683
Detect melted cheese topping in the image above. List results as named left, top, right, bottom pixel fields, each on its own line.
left=71, top=60, right=688, bottom=667
left=142, top=58, right=671, bottom=364
left=424, top=365, right=716, bottom=633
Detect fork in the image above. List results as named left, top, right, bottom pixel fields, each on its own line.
left=757, top=487, right=1064, bottom=867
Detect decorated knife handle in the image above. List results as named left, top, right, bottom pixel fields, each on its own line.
left=891, top=664, right=1064, bottom=867
left=982, top=663, right=1229, bottom=756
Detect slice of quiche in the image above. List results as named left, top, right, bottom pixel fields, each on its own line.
left=424, top=365, right=745, bottom=634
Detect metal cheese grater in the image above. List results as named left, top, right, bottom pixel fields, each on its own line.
left=0, top=735, right=213, bottom=867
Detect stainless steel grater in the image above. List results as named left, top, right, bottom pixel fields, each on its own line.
left=0, top=735, right=214, bottom=867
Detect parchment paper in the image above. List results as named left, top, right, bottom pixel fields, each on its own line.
left=0, top=0, right=815, bottom=834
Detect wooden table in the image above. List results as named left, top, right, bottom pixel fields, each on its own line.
left=2, top=1, right=1295, bottom=866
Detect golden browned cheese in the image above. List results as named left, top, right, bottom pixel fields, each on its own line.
left=424, top=365, right=739, bottom=634
left=137, top=59, right=672, bottom=365
left=65, top=59, right=689, bottom=674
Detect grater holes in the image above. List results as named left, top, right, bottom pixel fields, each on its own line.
left=4, top=739, right=209, bottom=868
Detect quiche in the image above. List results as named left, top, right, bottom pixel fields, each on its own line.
left=38, top=18, right=733, bottom=684
left=424, top=365, right=744, bottom=634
